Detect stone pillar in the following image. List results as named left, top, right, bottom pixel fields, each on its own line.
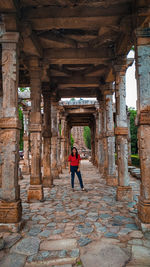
left=60, top=115, right=67, bottom=168
left=97, top=102, right=105, bottom=176
left=0, top=86, right=3, bottom=188
left=22, top=107, right=30, bottom=174
left=135, top=28, right=150, bottom=223
left=105, top=92, right=117, bottom=186
left=114, top=60, right=132, bottom=201
left=51, top=98, right=59, bottom=179
left=127, top=109, right=132, bottom=165
left=42, top=91, right=52, bottom=187
left=57, top=110, right=62, bottom=173
left=95, top=114, right=99, bottom=167
left=90, top=123, right=95, bottom=164
left=27, top=56, right=43, bottom=202
left=0, top=32, right=22, bottom=223
left=102, top=102, right=108, bottom=177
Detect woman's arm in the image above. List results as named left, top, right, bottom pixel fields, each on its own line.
left=77, top=159, right=81, bottom=172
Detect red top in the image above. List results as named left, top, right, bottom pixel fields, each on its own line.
left=68, top=154, right=81, bottom=166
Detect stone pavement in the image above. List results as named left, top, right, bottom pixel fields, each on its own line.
left=0, top=160, right=150, bottom=267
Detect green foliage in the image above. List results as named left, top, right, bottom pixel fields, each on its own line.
left=18, top=107, right=24, bottom=151
left=83, top=126, right=91, bottom=149
left=131, top=154, right=140, bottom=167
left=128, top=108, right=138, bottom=154
left=71, top=134, right=74, bottom=149
left=18, top=87, right=30, bottom=92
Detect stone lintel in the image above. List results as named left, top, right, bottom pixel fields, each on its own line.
left=106, top=175, right=118, bottom=186
left=0, top=117, right=22, bottom=129
left=136, top=28, right=150, bottom=45
left=0, top=200, right=22, bottom=223
left=139, top=110, right=150, bottom=125
left=138, top=197, right=150, bottom=223
left=27, top=185, right=44, bottom=202
left=0, top=32, right=19, bottom=43
left=115, top=127, right=128, bottom=135
left=116, top=186, right=133, bottom=202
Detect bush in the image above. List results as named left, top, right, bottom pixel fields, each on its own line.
left=83, top=126, right=91, bottom=149
left=131, top=154, right=140, bottom=167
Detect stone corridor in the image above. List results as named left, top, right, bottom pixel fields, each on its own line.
left=1, top=160, right=150, bottom=266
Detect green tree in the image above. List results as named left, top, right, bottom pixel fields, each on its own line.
left=83, top=126, right=91, bottom=149
left=129, top=107, right=138, bottom=154
left=71, top=134, right=74, bottom=149
left=18, top=107, right=24, bottom=150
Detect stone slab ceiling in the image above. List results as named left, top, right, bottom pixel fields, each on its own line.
left=0, top=0, right=149, bottom=98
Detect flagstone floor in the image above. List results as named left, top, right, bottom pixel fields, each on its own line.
left=1, top=160, right=150, bottom=267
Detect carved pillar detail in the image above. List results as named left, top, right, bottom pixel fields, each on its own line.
left=22, top=107, right=30, bottom=174
left=135, top=28, right=150, bottom=223
left=0, top=32, right=22, bottom=223
left=115, top=60, right=132, bottom=201
left=60, top=115, right=67, bottom=168
left=51, top=98, right=59, bottom=179
left=42, top=90, right=52, bottom=187
left=27, top=56, right=43, bottom=201
left=105, top=92, right=117, bottom=186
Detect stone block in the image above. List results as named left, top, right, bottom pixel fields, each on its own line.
left=42, top=176, right=53, bottom=187
left=116, top=186, right=133, bottom=202
left=115, top=127, right=128, bottom=135
left=27, top=185, right=44, bottom=202
left=0, top=200, right=22, bottom=223
left=138, top=198, right=150, bottom=223
left=40, top=239, right=77, bottom=251
left=106, top=175, right=118, bottom=186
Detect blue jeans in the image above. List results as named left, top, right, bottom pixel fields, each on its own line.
left=70, top=166, right=84, bottom=189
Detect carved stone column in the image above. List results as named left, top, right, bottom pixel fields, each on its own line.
left=42, top=90, right=52, bottom=187
left=0, top=32, right=22, bottom=223
left=57, top=110, right=62, bottom=173
left=22, top=107, right=30, bottom=174
left=97, top=102, right=105, bottom=176
left=95, top=113, right=99, bottom=167
left=135, top=28, right=150, bottom=223
left=105, top=92, right=117, bottom=186
left=27, top=56, right=43, bottom=201
left=127, top=109, right=132, bottom=165
left=0, top=87, right=3, bottom=188
left=115, top=60, right=132, bottom=201
left=90, top=123, right=95, bottom=164
left=60, top=114, right=67, bottom=168
left=51, top=98, right=59, bottom=179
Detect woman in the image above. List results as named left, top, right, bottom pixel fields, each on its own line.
left=68, top=147, right=87, bottom=192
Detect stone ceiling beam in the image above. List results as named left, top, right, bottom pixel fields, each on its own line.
left=22, top=4, right=131, bottom=19
left=43, top=48, right=113, bottom=64
left=55, top=76, right=100, bottom=88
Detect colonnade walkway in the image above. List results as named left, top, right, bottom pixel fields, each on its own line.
left=1, top=161, right=150, bottom=267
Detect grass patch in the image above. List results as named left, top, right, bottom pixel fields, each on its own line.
left=131, top=154, right=140, bottom=167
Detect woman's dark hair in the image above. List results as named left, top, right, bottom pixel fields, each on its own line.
left=71, top=146, right=78, bottom=159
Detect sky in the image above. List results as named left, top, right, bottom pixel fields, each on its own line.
left=62, top=51, right=137, bottom=109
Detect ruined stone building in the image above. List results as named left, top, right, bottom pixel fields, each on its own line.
left=0, top=0, right=150, bottom=229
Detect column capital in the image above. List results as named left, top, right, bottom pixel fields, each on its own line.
left=0, top=32, right=19, bottom=43
left=113, top=57, right=134, bottom=75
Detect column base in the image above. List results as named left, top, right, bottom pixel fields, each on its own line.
left=27, top=185, right=44, bottom=202
left=0, top=200, right=22, bottom=223
left=22, top=165, right=30, bottom=175
left=57, top=164, right=62, bottom=174
left=116, top=186, right=133, bottom=202
left=43, top=176, right=53, bottom=187
left=106, top=175, right=118, bottom=186
left=138, top=198, right=150, bottom=223
left=51, top=168, right=59, bottom=179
